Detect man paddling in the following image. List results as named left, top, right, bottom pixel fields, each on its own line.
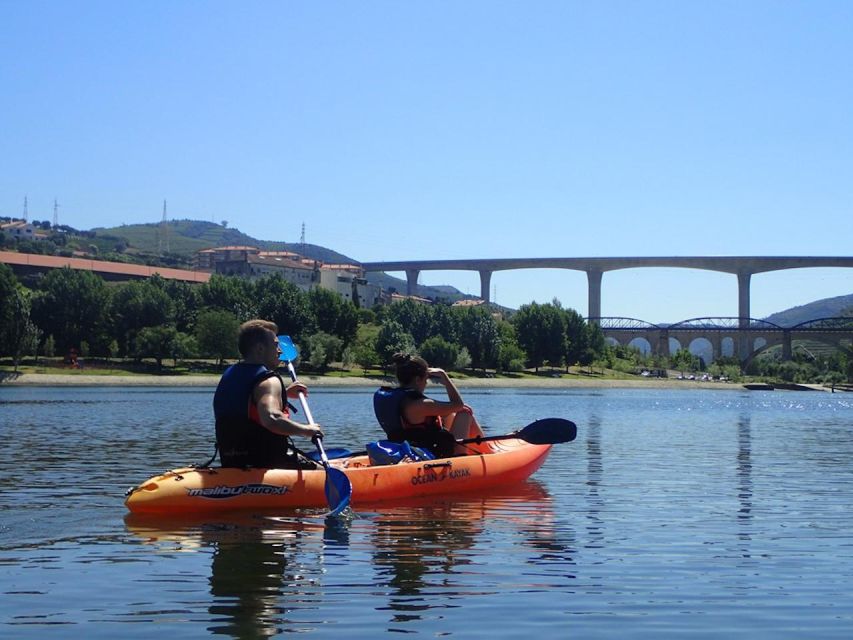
left=213, top=320, right=322, bottom=469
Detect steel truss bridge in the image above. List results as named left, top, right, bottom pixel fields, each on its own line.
left=596, top=316, right=853, bottom=366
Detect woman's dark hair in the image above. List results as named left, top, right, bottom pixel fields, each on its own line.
left=392, top=352, right=428, bottom=386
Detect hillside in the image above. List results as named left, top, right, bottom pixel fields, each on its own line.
left=93, top=220, right=470, bottom=301
left=764, top=293, right=853, bottom=326
left=92, top=220, right=356, bottom=264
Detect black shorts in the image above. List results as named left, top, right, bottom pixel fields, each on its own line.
left=402, top=428, right=457, bottom=459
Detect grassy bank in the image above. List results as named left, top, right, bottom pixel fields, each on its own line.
left=2, top=357, right=838, bottom=391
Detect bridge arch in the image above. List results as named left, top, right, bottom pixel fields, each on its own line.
left=627, top=337, right=654, bottom=354
left=596, top=317, right=662, bottom=330
left=595, top=316, right=853, bottom=369
left=791, top=317, right=853, bottom=330
left=666, top=317, right=784, bottom=331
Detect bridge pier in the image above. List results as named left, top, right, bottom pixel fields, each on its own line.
left=587, top=269, right=603, bottom=322
left=782, top=330, right=792, bottom=361
left=657, top=329, right=670, bottom=358
left=737, top=272, right=752, bottom=361
left=405, top=269, right=420, bottom=297
left=479, top=270, right=492, bottom=302
left=710, top=335, right=722, bottom=363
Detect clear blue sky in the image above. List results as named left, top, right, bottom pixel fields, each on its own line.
left=2, top=1, right=851, bottom=322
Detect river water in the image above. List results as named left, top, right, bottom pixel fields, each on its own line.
left=1, top=384, right=852, bottom=638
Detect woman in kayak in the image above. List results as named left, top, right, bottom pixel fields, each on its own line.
left=374, top=353, right=486, bottom=458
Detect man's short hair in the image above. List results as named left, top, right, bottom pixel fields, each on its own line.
left=238, top=319, right=278, bottom=357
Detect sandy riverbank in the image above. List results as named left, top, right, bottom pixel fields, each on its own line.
left=0, top=371, right=770, bottom=390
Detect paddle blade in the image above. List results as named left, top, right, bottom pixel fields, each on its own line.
left=324, top=468, right=352, bottom=516
left=277, top=335, right=299, bottom=362
left=516, top=418, right=577, bottom=444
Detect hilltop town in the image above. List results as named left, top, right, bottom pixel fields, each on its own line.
left=0, top=216, right=480, bottom=306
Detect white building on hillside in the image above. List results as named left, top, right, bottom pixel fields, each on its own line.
left=196, top=246, right=383, bottom=308
left=1, top=220, right=47, bottom=241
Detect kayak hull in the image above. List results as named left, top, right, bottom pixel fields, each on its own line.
left=125, top=439, right=551, bottom=515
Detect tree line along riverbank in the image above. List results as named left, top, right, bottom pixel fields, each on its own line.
left=2, top=263, right=850, bottom=387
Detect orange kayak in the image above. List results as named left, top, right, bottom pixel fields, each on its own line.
left=125, top=438, right=552, bottom=515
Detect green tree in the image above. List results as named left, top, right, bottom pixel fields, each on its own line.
left=163, top=279, right=201, bottom=334
left=30, top=267, right=111, bottom=356
left=579, top=347, right=597, bottom=373
left=195, top=310, right=240, bottom=366
left=822, top=370, right=845, bottom=388
left=335, top=301, right=360, bottom=347
left=309, top=287, right=345, bottom=334
left=107, top=339, right=119, bottom=363
left=110, top=277, right=176, bottom=356
left=254, top=275, right=313, bottom=341
left=586, top=322, right=606, bottom=363
left=496, top=320, right=526, bottom=372
left=513, top=302, right=563, bottom=372
left=542, top=303, right=567, bottom=368
left=420, top=335, right=460, bottom=370
left=357, top=308, right=377, bottom=325
left=341, top=345, right=355, bottom=370
left=42, top=334, right=56, bottom=359
left=0, top=264, right=21, bottom=354
left=5, top=288, right=40, bottom=371
left=135, top=325, right=178, bottom=370
left=777, top=360, right=803, bottom=383
left=563, top=308, right=589, bottom=368
left=351, top=324, right=380, bottom=374
left=376, top=320, right=416, bottom=367
left=432, top=304, right=461, bottom=344
left=722, top=364, right=742, bottom=382
left=199, top=274, right=256, bottom=320
left=671, top=348, right=698, bottom=375
left=305, top=332, right=344, bottom=370
left=458, top=305, right=500, bottom=371
left=172, top=332, right=198, bottom=365
left=455, top=346, right=472, bottom=370
left=386, top=299, right=434, bottom=346
left=308, top=287, right=359, bottom=346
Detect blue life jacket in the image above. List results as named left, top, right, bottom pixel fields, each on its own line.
left=213, top=363, right=293, bottom=468
left=373, top=386, right=416, bottom=441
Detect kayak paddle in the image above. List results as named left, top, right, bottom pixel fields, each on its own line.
left=278, top=335, right=352, bottom=516
left=457, top=417, right=577, bottom=446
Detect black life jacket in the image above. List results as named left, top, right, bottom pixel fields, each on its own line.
left=213, top=363, right=294, bottom=468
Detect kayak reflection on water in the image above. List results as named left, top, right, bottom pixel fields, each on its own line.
left=124, top=480, right=576, bottom=635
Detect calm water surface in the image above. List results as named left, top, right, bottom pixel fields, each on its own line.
left=1, top=384, right=852, bottom=638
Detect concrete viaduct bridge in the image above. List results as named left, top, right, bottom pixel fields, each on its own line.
left=361, top=256, right=853, bottom=362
